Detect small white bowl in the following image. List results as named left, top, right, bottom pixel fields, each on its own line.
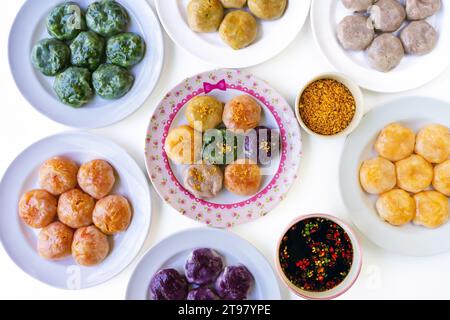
left=295, top=73, right=364, bottom=138
left=276, top=213, right=362, bottom=300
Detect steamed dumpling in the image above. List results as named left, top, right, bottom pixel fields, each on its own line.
left=223, top=95, right=261, bottom=132
left=433, top=160, right=450, bottom=196
left=367, top=34, right=404, bottom=72
left=395, top=154, right=433, bottom=193
left=369, top=0, right=406, bottom=32
left=215, top=265, right=254, bottom=300
left=187, top=0, right=224, bottom=33
left=185, top=95, right=224, bottom=132
left=406, top=0, right=441, bottom=20
left=38, top=222, right=74, bottom=260
left=248, top=0, right=287, bottom=20
left=185, top=248, right=224, bottom=285
left=219, top=11, right=258, bottom=50
left=150, top=269, right=188, bottom=300
left=376, top=189, right=416, bottom=226
left=415, top=124, right=450, bottom=164
left=400, top=21, right=438, bottom=55
left=337, top=15, right=375, bottom=51
left=184, top=164, right=223, bottom=198
left=359, top=157, right=396, bottom=194
left=341, top=0, right=374, bottom=11
left=414, top=191, right=449, bottom=228
left=164, top=125, right=201, bottom=165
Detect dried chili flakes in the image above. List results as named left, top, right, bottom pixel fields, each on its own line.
left=279, top=217, right=354, bottom=292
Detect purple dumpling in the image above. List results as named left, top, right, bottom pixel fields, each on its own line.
left=149, top=268, right=188, bottom=300
left=185, top=248, right=224, bottom=285
left=215, top=265, right=254, bottom=300
left=244, top=126, right=281, bottom=166
left=187, top=287, right=220, bottom=300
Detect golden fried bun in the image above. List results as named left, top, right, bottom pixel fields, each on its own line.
left=359, top=157, right=396, bottom=194
left=248, top=0, right=287, bottom=20
left=220, top=0, right=247, bottom=8
left=415, top=124, right=450, bottom=164
left=165, top=125, right=201, bottom=165
left=93, top=195, right=132, bottom=235
left=187, top=0, right=224, bottom=33
left=38, top=221, right=74, bottom=260
left=224, top=159, right=261, bottom=196
left=374, top=123, right=415, bottom=161
left=18, top=189, right=57, bottom=229
left=433, top=160, right=450, bottom=196
left=78, top=159, right=115, bottom=200
left=396, top=154, right=433, bottom=193
left=57, top=189, right=95, bottom=229
left=185, top=96, right=224, bottom=132
left=219, top=11, right=258, bottom=50
left=39, top=157, right=79, bottom=195
left=376, top=189, right=416, bottom=226
left=184, top=164, right=224, bottom=198
left=72, top=226, right=110, bottom=266
left=223, top=95, right=261, bottom=132
left=413, top=191, right=449, bottom=228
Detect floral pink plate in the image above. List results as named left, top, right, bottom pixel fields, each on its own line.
left=145, top=69, right=302, bottom=228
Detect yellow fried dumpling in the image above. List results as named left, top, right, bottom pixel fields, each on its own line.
left=413, top=191, right=449, bottom=228
left=187, top=0, right=224, bottom=33
left=396, top=154, right=433, bottom=193
left=248, top=0, right=287, bottom=20
left=185, top=96, right=224, bottom=132
left=219, top=11, right=258, bottom=50
left=220, top=0, right=247, bottom=8
left=376, top=189, right=416, bottom=226
left=374, top=123, right=415, bottom=162
left=415, top=124, right=450, bottom=164
left=433, top=159, right=450, bottom=196
left=359, top=157, right=396, bottom=194
left=164, top=125, right=201, bottom=164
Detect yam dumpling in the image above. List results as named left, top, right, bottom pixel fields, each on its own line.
left=400, top=21, right=438, bottom=55
left=369, top=0, right=406, bottom=32
left=337, top=15, right=375, bottom=51
left=366, top=34, right=404, bottom=72
left=406, top=0, right=441, bottom=20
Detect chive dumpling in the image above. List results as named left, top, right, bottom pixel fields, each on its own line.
left=70, top=31, right=105, bottom=71
left=54, top=67, right=93, bottom=108
left=31, top=38, right=70, bottom=76
left=92, top=63, right=134, bottom=99
left=86, top=0, right=129, bottom=37
left=46, top=2, right=86, bottom=41
left=106, top=32, right=146, bottom=68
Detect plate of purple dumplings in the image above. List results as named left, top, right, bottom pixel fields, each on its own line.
left=126, top=228, right=281, bottom=300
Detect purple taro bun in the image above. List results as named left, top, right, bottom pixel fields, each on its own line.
left=187, top=287, right=220, bottom=300
left=215, top=265, right=254, bottom=300
left=149, top=269, right=188, bottom=300
left=185, top=248, right=224, bottom=285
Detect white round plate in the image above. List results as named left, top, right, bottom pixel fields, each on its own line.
left=145, top=69, right=302, bottom=228
left=0, top=131, right=152, bottom=289
left=9, top=0, right=164, bottom=128
left=340, top=97, right=450, bottom=256
left=155, top=0, right=311, bottom=68
left=126, top=227, right=281, bottom=300
left=311, top=0, right=450, bottom=92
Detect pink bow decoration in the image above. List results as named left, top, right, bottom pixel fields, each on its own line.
left=203, top=79, right=227, bottom=94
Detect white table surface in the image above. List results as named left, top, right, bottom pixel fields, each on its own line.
left=1, top=0, right=450, bottom=300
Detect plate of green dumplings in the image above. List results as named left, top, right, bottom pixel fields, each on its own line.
left=9, top=0, right=164, bottom=128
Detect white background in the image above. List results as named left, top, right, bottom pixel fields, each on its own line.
left=1, top=0, right=450, bottom=300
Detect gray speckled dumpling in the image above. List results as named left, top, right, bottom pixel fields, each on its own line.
left=400, top=20, right=438, bottom=55
left=341, top=0, right=374, bottom=12
left=369, top=0, right=406, bottom=32
left=406, top=0, right=441, bottom=20
left=337, top=15, right=375, bottom=51
left=367, top=33, right=404, bottom=72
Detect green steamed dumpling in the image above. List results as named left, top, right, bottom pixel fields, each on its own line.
left=46, top=2, right=86, bottom=41
left=54, top=66, right=94, bottom=108
left=107, top=32, right=146, bottom=68
left=93, top=63, right=134, bottom=99
left=31, top=38, right=70, bottom=76
left=86, top=0, right=129, bottom=37
left=70, top=31, right=105, bottom=71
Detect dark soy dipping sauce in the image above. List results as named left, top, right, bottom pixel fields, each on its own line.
left=279, top=217, right=354, bottom=292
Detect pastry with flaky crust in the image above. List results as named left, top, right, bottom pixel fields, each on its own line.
left=72, top=225, right=110, bottom=266
left=413, top=191, right=449, bottom=229
left=396, top=154, right=433, bottom=193
left=376, top=189, right=416, bottom=226
left=375, top=123, right=415, bottom=162
left=58, top=189, right=95, bottom=229
left=359, top=157, right=396, bottom=194
left=38, top=221, right=74, bottom=260
left=415, top=124, right=450, bottom=164
left=93, top=195, right=132, bottom=235
left=224, top=159, right=261, bottom=196
left=39, top=157, right=79, bottom=195
left=78, top=159, right=115, bottom=199
left=19, top=189, right=57, bottom=229
left=433, top=159, right=450, bottom=196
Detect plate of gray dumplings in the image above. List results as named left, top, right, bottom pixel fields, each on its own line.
left=311, top=0, right=450, bottom=92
